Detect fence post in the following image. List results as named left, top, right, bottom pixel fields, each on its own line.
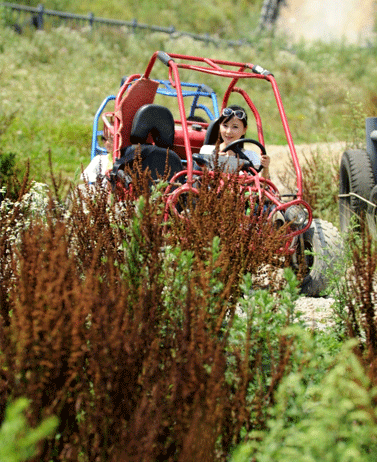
left=36, top=4, right=44, bottom=30
left=88, top=12, right=94, bottom=28
left=132, top=18, right=137, bottom=34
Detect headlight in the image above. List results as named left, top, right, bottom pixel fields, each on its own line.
left=285, top=205, right=307, bottom=228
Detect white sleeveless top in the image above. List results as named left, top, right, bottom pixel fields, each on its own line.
left=199, top=145, right=261, bottom=168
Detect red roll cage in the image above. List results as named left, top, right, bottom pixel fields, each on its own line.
left=110, top=51, right=303, bottom=199
left=100, top=51, right=311, bottom=243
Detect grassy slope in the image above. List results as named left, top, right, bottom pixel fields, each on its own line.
left=0, top=1, right=377, bottom=185
left=10, top=0, right=265, bottom=38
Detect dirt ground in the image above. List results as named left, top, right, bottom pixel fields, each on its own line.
left=259, top=141, right=346, bottom=191
left=267, top=142, right=344, bottom=316
left=276, top=0, right=376, bottom=44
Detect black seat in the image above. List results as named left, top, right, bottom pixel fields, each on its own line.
left=203, top=117, right=221, bottom=145
left=130, top=104, right=175, bottom=149
left=112, top=104, right=183, bottom=186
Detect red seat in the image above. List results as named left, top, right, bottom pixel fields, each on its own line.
left=110, top=77, right=159, bottom=160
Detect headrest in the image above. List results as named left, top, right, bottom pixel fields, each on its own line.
left=203, top=118, right=221, bottom=145
left=130, top=104, right=175, bottom=149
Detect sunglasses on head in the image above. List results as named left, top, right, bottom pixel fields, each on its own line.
left=222, top=107, right=247, bottom=120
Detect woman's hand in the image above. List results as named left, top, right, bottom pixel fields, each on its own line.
left=261, top=154, right=270, bottom=168
left=261, top=154, right=271, bottom=178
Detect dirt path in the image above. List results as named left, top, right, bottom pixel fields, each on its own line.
left=270, top=142, right=343, bottom=324
left=267, top=141, right=345, bottom=174
left=276, top=0, right=376, bottom=44
left=253, top=142, right=343, bottom=327
left=255, top=141, right=345, bottom=191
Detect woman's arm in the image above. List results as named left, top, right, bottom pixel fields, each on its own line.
left=260, top=154, right=271, bottom=178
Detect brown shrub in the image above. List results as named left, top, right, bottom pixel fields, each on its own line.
left=0, top=169, right=295, bottom=461
left=341, top=228, right=377, bottom=367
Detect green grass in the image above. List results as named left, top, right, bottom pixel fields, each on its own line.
left=7, top=0, right=265, bottom=39
left=0, top=2, right=376, bottom=187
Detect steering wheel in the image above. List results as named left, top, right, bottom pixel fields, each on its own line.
left=222, top=138, right=266, bottom=173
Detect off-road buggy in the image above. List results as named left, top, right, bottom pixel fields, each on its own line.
left=83, top=51, right=341, bottom=296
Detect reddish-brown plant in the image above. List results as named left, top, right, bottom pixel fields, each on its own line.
left=0, top=168, right=296, bottom=461
left=342, top=227, right=377, bottom=372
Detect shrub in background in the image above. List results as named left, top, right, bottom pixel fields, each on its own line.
left=300, top=149, right=340, bottom=226
left=342, top=93, right=367, bottom=150
left=278, top=147, right=340, bottom=226
left=0, top=111, right=22, bottom=202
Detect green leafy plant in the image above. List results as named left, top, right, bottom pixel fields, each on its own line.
left=231, top=340, right=377, bottom=462
left=0, top=398, right=58, bottom=462
left=343, top=92, right=367, bottom=149
left=0, top=111, right=19, bottom=200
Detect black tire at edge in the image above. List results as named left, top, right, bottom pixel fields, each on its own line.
left=298, top=218, right=343, bottom=297
left=339, top=149, right=375, bottom=233
left=367, top=184, right=377, bottom=239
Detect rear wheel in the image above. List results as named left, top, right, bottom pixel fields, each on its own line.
left=339, top=149, right=375, bottom=233
left=293, top=219, right=343, bottom=297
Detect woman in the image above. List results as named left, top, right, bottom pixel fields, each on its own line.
left=201, top=104, right=271, bottom=178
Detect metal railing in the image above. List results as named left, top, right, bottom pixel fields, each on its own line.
left=0, top=2, right=257, bottom=47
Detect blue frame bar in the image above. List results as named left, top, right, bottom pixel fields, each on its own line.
left=91, top=79, right=219, bottom=160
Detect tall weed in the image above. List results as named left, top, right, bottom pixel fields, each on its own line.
left=0, top=172, right=304, bottom=461
left=278, top=146, right=340, bottom=226
left=343, top=92, right=367, bottom=149
left=331, top=227, right=377, bottom=367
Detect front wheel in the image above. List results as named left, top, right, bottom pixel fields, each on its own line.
left=292, top=219, right=343, bottom=297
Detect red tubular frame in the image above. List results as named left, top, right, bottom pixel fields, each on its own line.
left=112, top=73, right=140, bottom=158
left=143, top=51, right=303, bottom=199
left=110, top=51, right=311, bottom=240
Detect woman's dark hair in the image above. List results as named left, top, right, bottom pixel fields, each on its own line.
left=218, top=104, right=248, bottom=128
left=214, top=104, right=248, bottom=152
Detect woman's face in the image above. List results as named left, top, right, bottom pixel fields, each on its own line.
left=219, top=116, right=247, bottom=146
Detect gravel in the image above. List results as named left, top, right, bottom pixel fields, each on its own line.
left=295, top=296, right=336, bottom=330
